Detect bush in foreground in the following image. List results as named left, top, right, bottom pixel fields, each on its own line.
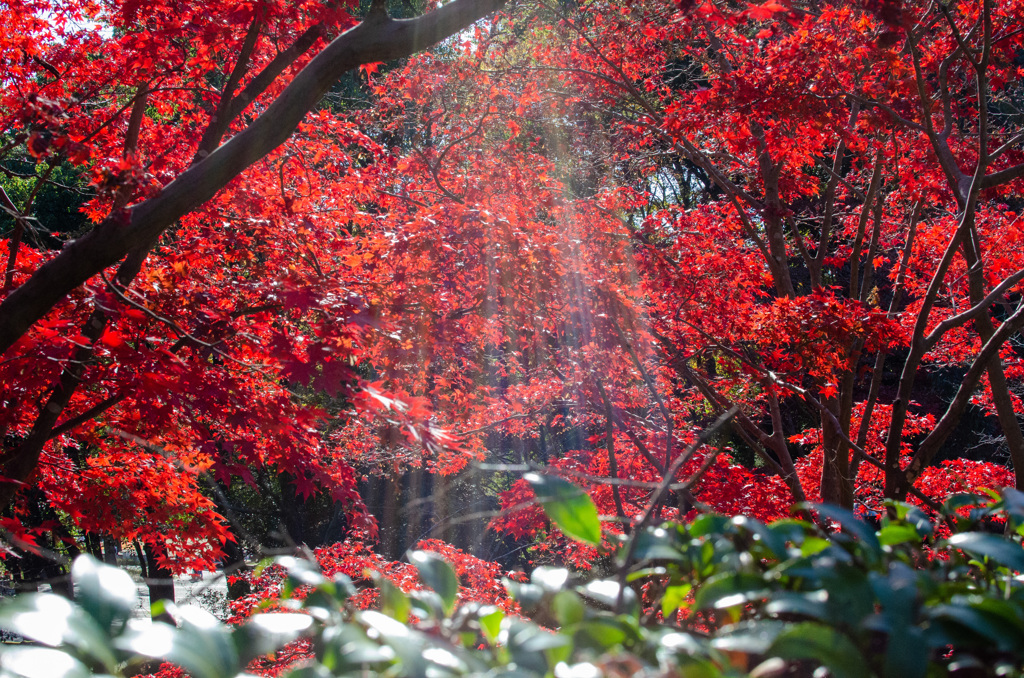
left=2, top=486, right=1024, bottom=678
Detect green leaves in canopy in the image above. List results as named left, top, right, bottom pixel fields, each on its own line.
left=524, top=473, right=602, bottom=545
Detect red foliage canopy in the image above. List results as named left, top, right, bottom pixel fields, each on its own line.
left=2, top=0, right=1024, bottom=568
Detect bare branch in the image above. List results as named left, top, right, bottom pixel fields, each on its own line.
left=923, top=267, right=1024, bottom=350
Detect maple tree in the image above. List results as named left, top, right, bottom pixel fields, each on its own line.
left=0, top=0, right=507, bottom=577
left=331, top=0, right=1024, bottom=555
left=2, top=0, right=1024, bottom=597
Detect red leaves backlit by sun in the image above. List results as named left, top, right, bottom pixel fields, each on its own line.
left=2, top=0, right=1024, bottom=577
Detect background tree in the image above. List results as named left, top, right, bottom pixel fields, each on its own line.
left=325, top=0, right=1024, bottom=560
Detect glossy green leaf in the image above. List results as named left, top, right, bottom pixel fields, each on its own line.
left=505, top=619, right=568, bottom=675
left=800, top=536, right=832, bottom=557
left=626, top=566, right=667, bottom=583
left=768, top=622, right=868, bottom=678
left=884, top=625, right=928, bottom=678
left=503, top=580, right=544, bottom=613
left=763, top=591, right=828, bottom=621
left=409, top=551, right=459, bottom=615
left=694, top=572, right=768, bottom=611
left=884, top=501, right=934, bottom=538
left=524, top=473, right=601, bottom=545
left=478, top=606, right=504, bottom=643
left=551, top=590, right=585, bottom=626
left=928, top=603, right=1023, bottom=651
left=578, top=579, right=639, bottom=615
left=278, top=556, right=325, bottom=598
left=167, top=605, right=239, bottom=678
left=731, top=515, right=786, bottom=559
left=531, top=566, right=569, bottom=592
left=810, top=504, right=881, bottom=563
left=408, top=589, right=445, bottom=621
left=574, top=618, right=631, bottom=649
left=116, top=614, right=240, bottom=678
left=0, top=646, right=91, bottom=678
left=1001, top=488, right=1024, bottom=523
left=71, top=555, right=137, bottom=631
left=320, top=621, right=395, bottom=671
left=628, top=526, right=685, bottom=562
left=878, top=524, right=920, bottom=547
left=767, top=518, right=816, bottom=543
left=656, top=631, right=706, bottom=659
left=373, top=572, right=411, bottom=623
left=234, top=613, right=314, bottom=666
left=711, top=620, right=786, bottom=655
left=661, top=583, right=692, bottom=618
left=947, top=533, right=1024, bottom=573
left=820, top=565, right=874, bottom=626
left=0, top=592, right=116, bottom=670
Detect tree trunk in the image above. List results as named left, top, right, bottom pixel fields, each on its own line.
left=142, top=542, right=175, bottom=622
left=102, top=536, right=119, bottom=565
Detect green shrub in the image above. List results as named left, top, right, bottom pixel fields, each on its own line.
left=3, top=488, right=1024, bottom=678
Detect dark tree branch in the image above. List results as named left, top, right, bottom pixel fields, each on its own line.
left=0, top=0, right=507, bottom=356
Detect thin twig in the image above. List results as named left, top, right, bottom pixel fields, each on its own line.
left=615, top=407, right=738, bottom=611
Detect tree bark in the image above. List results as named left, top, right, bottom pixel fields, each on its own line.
left=142, top=542, right=175, bottom=623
